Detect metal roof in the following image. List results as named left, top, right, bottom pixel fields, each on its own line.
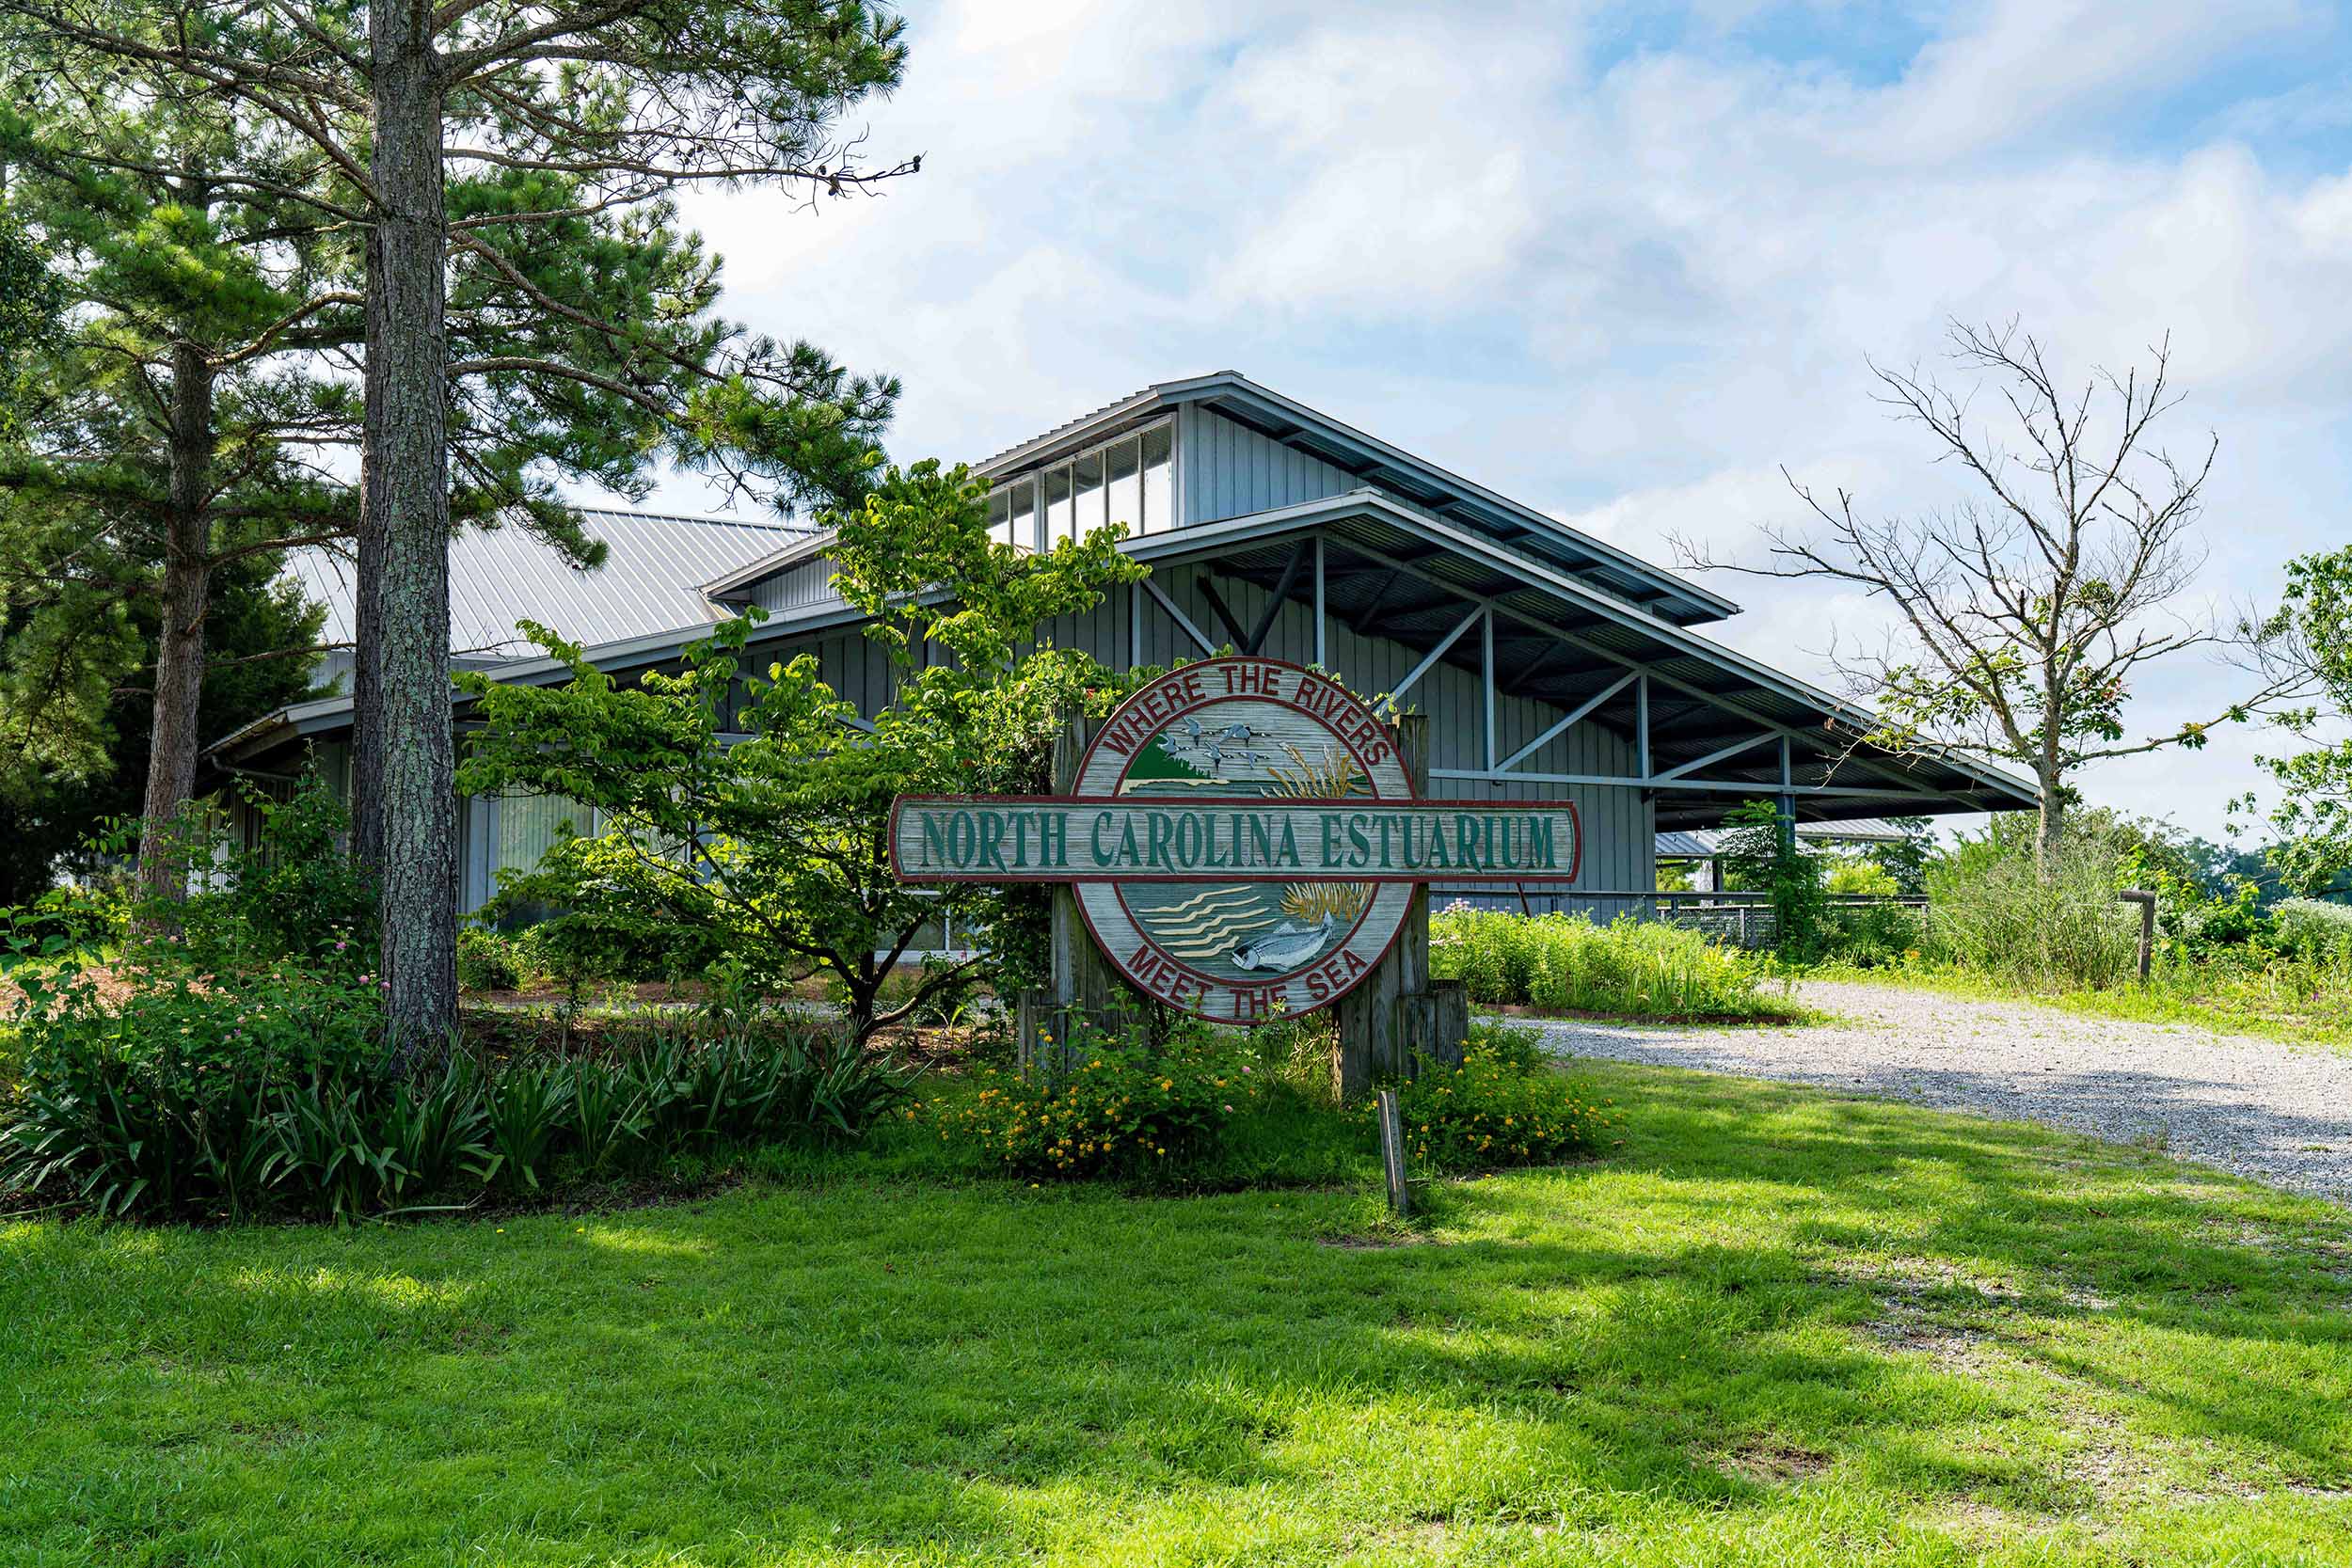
left=223, top=489, right=2036, bottom=832
left=278, top=508, right=802, bottom=662
left=700, top=529, right=837, bottom=600
left=973, top=372, right=1740, bottom=628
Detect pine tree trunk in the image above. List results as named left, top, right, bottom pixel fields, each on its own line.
left=365, top=12, right=457, bottom=1059
left=134, top=340, right=215, bottom=905
left=351, top=484, right=382, bottom=865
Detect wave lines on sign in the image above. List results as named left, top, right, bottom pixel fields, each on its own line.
left=1148, top=897, right=1263, bottom=937
left=1141, top=890, right=1270, bottom=955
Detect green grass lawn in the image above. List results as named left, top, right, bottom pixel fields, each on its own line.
left=1811, top=961, right=2352, bottom=1051
left=5, top=1063, right=2350, bottom=1566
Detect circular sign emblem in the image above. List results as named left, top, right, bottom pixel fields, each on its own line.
left=1072, top=657, right=1419, bottom=1023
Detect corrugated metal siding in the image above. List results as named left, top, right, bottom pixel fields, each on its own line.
left=1177, top=406, right=1356, bottom=525
left=746, top=556, right=845, bottom=613
left=279, top=510, right=798, bottom=662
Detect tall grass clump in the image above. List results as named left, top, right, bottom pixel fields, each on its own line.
left=1430, top=906, right=1785, bottom=1020
left=2272, top=898, right=2352, bottom=967
left=1926, top=824, right=2137, bottom=989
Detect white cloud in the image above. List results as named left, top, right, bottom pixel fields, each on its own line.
left=638, top=0, right=2352, bottom=838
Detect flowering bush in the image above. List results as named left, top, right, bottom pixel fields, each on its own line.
left=1390, top=1044, right=1621, bottom=1172
left=915, top=1022, right=1263, bottom=1177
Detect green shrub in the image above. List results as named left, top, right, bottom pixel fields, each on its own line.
left=1430, top=907, right=1781, bottom=1018
left=456, top=928, right=530, bottom=992
left=150, top=767, right=377, bottom=974
left=1391, top=1045, right=1621, bottom=1171
left=0, top=885, right=127, bottom=958
left=506, top=906, right=722, bottom=998
left=1718, top=800, right=1832, bottom=960
left=0, top=963, right=906, bottom=1224
left=0, top=957, right=386, bottom=1219
left=2271, top=898, right=2352, bottom=965
left=1826, top=859, right=1900, bottom=897
left=1826, top=902, right=1925, bottom=968
left=918, top=1022, right=1263, bottom=1178
left=1462, top=1019, right=1549, bottom=1070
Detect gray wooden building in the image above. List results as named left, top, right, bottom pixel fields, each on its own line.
left=206, top=372, right=2036, bottom=920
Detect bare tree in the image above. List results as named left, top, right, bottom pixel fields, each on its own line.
left=1678, top=320, right=2296, bottom=861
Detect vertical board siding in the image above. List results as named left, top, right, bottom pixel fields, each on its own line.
left=747, top=556, right=844, bottom=614
left=1177, top=406, right=1357, bottom=526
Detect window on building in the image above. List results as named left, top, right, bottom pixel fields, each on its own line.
left=1139, top=420, right=1173, bottom=533
left=985, top=417, right=1175, bottom=551
left=1069, top=449, right=1104, bottom=548
left=988, top=477, right=1037, bottom=549
left=1041, top=465, right=1072, bottom=550
left=1105, top=433, right=1140, bottom=536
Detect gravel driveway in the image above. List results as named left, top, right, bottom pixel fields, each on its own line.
left=1529, top=981, right=2352, bottom=1204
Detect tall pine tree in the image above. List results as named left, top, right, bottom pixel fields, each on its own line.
left=0, top=0, right=911, bottom=1047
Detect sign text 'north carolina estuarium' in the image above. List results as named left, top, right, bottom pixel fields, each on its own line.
left=891, top=657, right=1581, bottom=1023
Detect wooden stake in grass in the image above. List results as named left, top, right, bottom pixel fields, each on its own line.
left=1377, top=1088, right=1410, bottom=1218
left=2119, top=889, right=2157, bottom=982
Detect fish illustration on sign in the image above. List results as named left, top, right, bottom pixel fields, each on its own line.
left=1229, top=913, right=1339, bottom=972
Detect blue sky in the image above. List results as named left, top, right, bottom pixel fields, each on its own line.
left=660, top=0, right=2352, bottom=841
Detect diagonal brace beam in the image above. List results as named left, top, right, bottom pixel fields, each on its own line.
left=1142, top=578, right=1216, bottom=656
left=1388, top=604, right=1486, bottom=705
left=1652, top=731, right=1777, bottom=783
left=1493, top=671, right=1638, bottom=774
left=1244, top=543, right=1311, bottom=655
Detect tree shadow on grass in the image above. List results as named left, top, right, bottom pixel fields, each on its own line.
left=4, top=1064, right=2350, bottom=1563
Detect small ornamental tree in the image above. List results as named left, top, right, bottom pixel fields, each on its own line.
left=457, top=463, right=1147, bottom=1055
left=1717, top=799, right=1829, bottom=961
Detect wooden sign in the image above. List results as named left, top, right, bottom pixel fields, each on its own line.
left=891, top=657, right=1581, bottom=1024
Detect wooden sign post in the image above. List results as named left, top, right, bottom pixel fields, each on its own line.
left=891, top=657, right=1578, bottom=1091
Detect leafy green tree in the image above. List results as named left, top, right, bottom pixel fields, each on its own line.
left=0, top=209, right=59, bottom=434
left=458, top=465, right=1145, bottom=1053
left=2249, top=546, right=2352, bottom=894
left=1863, top=815, right=1935, bottom=896
left=0, top=553, right=320, bottom=906
left=0, top=73, right=366, bottom=900
left=0, top=0, right=913, bottom=1047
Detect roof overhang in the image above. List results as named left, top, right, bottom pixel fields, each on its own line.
left=698, top=529, right=836, bottom=601
left=1120, top=491, right=2038, bottom=829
